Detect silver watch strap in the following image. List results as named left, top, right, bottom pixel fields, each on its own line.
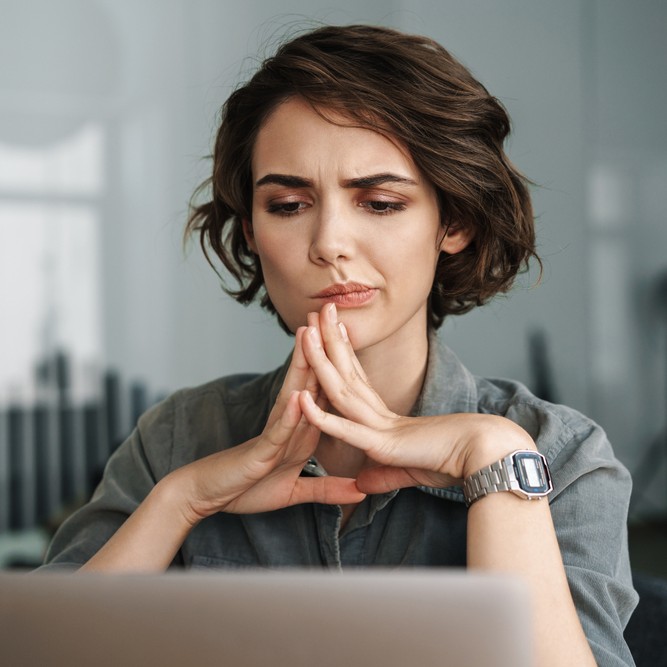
left=463, top=454, right=518, bottom=507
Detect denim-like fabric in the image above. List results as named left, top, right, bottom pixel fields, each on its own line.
left=42, top=334, right=638, bottom=666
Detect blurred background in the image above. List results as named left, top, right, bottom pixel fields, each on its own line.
left=0, top=0, right=665, bottom=571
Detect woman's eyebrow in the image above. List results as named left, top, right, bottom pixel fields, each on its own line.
left=255, top=174, right=312, bottom=188
left=255, top=173, right=418, bottom=188
left=342, top=173, right=418, bottom=188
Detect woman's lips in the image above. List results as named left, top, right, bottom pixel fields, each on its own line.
left=312, top=283, right=378, bottom=307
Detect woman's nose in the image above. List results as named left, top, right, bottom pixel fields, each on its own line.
left=308, top=201, right=355, bottom=266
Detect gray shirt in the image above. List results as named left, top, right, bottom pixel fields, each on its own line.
left=42, top=339, right=638, bottom=666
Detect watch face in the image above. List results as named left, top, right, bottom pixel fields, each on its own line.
left=514, top=452, right=552, bottom=494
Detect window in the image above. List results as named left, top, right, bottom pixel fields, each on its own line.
left=0, top=123, right=104, bottom=403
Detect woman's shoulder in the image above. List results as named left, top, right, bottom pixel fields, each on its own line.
left=475, top=374, right=590, bottom=435
left=473, top=374, right=627, bottom=489
left=176, top=365, right=284, bottom=407
left=427, top=339, right=608, bottom=464
left=147, top=362, right=286, bottom=417
left=476, top=375, right=603, bottom=449
left=134, top=362, right=289, bottom=465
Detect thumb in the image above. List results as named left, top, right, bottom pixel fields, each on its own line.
left=288, top=476, right=366, bottom=506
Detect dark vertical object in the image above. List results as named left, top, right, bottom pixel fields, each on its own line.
left=83, top=401, right=102, bottom=497
left=33, top=353, right=57, bottom=525
left=55, top=351, right=76, bottom=507
left=8, top=405, right=25, bottom=530
left=527, top=329, right=558, bottom=404
left=32, top=402, right=50, bottom=525
left=631, top=271, right=667, bottom=516
left=104, top=370, right=121, bottom=460
left=130, top=381, right=147, bottom=429
left=58, top=406, right=75, bottom=506
left=3, top=351, right=160, bottom=533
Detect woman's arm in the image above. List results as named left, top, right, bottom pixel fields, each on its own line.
left=466, top=477, right=595, bottom=666
left=75, top=327, right=364, bottom=573
left=79, top=476, right=193, bottom=572
left=298, top=307, right=597, bottom=667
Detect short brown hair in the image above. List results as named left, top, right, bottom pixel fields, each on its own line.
left=186, top=24, right=539, bottom=330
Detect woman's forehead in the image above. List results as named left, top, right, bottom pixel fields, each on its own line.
left=252, top=97, right=421, bottom=182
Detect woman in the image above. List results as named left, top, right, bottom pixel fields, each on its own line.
left=42, top=25, right=636, bottom=666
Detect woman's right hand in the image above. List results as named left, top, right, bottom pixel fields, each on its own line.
left=81, top=326, right=365, bottom=573
left=166, top=326, right=366, bottom=527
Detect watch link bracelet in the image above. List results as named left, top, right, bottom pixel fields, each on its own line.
left=463, top=449, right=553, bottom=507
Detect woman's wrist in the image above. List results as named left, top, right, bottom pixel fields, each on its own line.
left=154, top=468, right=208, bottom=531
left=460, top=416, right=536, bottom=480
left=80, top=473, right=199, bottom=573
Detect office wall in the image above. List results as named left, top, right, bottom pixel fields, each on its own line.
left=399, top=0, right=590, bottom=409
left=1, top=0, right=665, bottom=515
left=584, top=1, right=667, bottom=516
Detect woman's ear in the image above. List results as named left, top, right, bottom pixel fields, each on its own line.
left=439, top=222, right=474, bottom=255
left=242, top=218, right=259, bottom=253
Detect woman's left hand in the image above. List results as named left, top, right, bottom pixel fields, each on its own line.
left=298, top=304, right=535, bottom=495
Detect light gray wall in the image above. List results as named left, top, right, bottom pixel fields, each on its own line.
left=1, top=1, right=665, bottom=514
left=94, top=0, right=409, bottom=395
left=398, top=0, right=590, bottom=414
left=583, top=0, right=667, bottom=515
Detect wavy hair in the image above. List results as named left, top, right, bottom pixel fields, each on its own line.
left=185, top=24, right=539, bottom=330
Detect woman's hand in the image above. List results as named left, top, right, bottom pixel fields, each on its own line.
left=169, top=326, right=366, bottom=526
left=81, top=325, right=366, bottom=573
left=298, top=304, right=535, bottom=495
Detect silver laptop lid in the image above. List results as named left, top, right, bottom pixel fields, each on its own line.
left=1, top=570, right=533, bottom=667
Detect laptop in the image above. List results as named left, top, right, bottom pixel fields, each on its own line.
left=0, top=569, right=533, bottom=667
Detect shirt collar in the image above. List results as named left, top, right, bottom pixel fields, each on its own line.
left=414, top=328, right=479, bottom=419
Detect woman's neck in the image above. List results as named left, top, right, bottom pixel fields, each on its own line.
left=355, top=321, right=430, bottom=417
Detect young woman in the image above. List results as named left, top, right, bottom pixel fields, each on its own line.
left=42, top=24, right=637, bottom=666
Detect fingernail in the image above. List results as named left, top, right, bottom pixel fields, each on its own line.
left=308, top=326, right=321, bottom=346
left=303, top=390, right=315, bottom=404
left=338, top=322, right=348, bottom=341
left=327, top=302, right=337, bottom=322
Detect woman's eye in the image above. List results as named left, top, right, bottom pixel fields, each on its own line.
left=363, top=200, right=406, bottom=215
left=266, top=201, right=306, bottom=216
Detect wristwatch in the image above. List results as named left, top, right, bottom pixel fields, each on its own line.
left=463, top=449, right=553, bottom=507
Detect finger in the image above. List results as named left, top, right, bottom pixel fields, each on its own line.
left=260, top=397, right=322, bottom=476
left=317, top=304, right=384, bottom=409
left=304, top=367, right=320, bottom=400
left=301, top=326, right=388, bottom=426
left=299, top=389, right=389, bottom=455
left=333, top=322, right=380, bottom=414
left=295, top=323, right=321, bottom=401
left=300, top=392, right=445, bottom=474
left=275, top=385, right=327, bottom=466
left=318, top=304, right=367, bottom=382
left=354, top=466, right=423, bottom=494
left=283, top=326, right=311, bottom=392
left=278, top=390, right=324, bottom=462
left=338, top=321, right=370, bottom=383
left=309, top=307, right=368, bottom=388
left=312, top=306, right=367, bottom=383
left=287, top=476, right=366, bottom=506
left=258, top=391, right=303, bottom=460
left=356, top=466, right=461, bottom=494
left=267, top=327, right=311, bottom=427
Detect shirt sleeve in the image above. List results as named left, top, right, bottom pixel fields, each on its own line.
left=547, top=419, right=638, bottom=667
left=38, top=397, right=177, bottom=570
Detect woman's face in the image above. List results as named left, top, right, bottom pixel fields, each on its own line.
left=247, top=97, right=470, bottom=353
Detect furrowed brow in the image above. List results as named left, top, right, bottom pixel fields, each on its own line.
left=255, top=174, right=313, bottom=188
left=342, top=173, right=418, bottom=188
